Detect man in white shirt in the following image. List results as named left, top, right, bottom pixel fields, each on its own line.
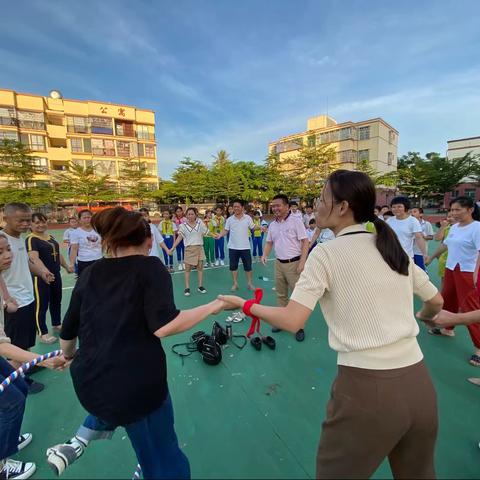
left=139, top=208, right=169, bottom=261
left=387, top=197, right=427, bottom=261
left=215, top=199, right=255, bottom=291
left=411, top=207, right=434, bottom=271
left=2, top=203, right=55, bottom=393
left=289, top=201, right=303, bottom=219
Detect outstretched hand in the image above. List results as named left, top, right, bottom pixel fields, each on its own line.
left=217, top=294, right=245, bottom=310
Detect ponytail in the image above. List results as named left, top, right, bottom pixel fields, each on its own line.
left=328, top=170, right=410, bottom=276
left=371, top=216, right=409, bottom=275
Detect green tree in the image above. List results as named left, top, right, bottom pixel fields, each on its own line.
left=55, top=162, right=114, bottom=207
left=119, top=158, right=152, bottom=207
left=208, top=158, right=243, bottom=203
left=171, top=157, right=210, bottom=203
left=0, top=139, right=38, bottom=188
left=211, top=149, right=231, bottom=165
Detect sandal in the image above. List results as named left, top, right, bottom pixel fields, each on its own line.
left=250, top=337, right=262, bottom=351
left=469, top=354, right=480, bottom=367
left=262, top=336, right=276, bottom=350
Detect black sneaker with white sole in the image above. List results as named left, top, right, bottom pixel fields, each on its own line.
left=46, top=437, right=86, bottom=476
left=0, top=459, right=36, bottom=480
left=184, top=288, right=191, bottom=296
left=17, top=433, right=33, bottom=451
left=197, top=286, right=207, bottom=294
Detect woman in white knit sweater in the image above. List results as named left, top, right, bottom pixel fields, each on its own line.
left=220, top=170, right=443, bottom=479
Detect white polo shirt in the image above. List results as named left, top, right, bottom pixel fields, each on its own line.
left=2, top=232, right=34, bottom=307
left=225, top=214, right=254, bottom=250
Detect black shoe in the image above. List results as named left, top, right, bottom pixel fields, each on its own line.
left=271, top=327, right=282, bottom=333
left=295, top=329, right=305, bottom=342
left=27, top=380, right=44, bottom=395
left=184, top=288, right=191, bottom=297
left=197, top=286, right=207, bottom=294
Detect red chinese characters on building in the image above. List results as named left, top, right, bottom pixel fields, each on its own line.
left=118, top=108, right=126, bottom=117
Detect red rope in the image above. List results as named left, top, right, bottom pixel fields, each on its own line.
left=243, top=288, right=263, bottom=338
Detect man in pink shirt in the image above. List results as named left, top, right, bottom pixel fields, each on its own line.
left=262, top=194, right=309, bottom=341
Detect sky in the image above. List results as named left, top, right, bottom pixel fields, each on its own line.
left=1, top=0, right=479, bottom=179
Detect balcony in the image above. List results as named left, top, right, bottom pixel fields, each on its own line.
left=47, top=146, right=69, bottom=161
left=47, top=124, right=66, bottom=139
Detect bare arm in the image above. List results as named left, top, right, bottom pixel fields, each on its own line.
left=215, top=229, right=229, bottom=240
left=432, top=309, right=480, bottom=328
left=0, top=343, right=66, bottom=369
left=415, top=232, right=427, bottom=257
left=261, top=241, right=273, bottom=263
left=415, top=292, right=444, bottom=322
left=28, top=250, right=47, bottom=272
left=170, top=232, right=184, bottom=251
left=154, top=299, right=224, bottom=338
left=310, top=228, right=321, bottom=245
left=297, top=238, right=309, bottom=273
left=69, top=243, right=79, bottom=267
left=60, top=338, right=77, bottom=359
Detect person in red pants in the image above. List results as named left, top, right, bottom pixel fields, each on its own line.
left=427, top=196, right=480, bottom=366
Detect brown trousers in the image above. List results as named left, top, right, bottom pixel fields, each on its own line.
left=316, top=360, right=438, bottom=479
left=275, top=260, right=301, bottom=307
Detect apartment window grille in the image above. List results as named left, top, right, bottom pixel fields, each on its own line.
left=90, top=116, right=113, bottom=135
left=67, top=116, right=89, bottom=133
left=0, top=130, right=18, bottom=141
left=358, top=126, right=370, bottom=140
left=17, top=111, right=44, bottom=130
left=137, top=125, right=151, bottom=140
left=144, top=144, right=155, bottom=158
left=387, top=152, right=394, bottom=166
left=0, top=107, right=17, bottom=126
left=358, top=149, right=369, bottom=162
left=115, top=120, right=134, bottom=137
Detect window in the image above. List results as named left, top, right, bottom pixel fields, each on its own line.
left=91, top=138, right=115, bottom=156
left=338, top=150, right=357, bottom=163
left=47, top=115, right=63, bottom=126
left=144, top=162, right=157, bottom=175
left=0, top=130, right=18, bottom=141
left=71, top=138, right=83, bottom=153
left=137, top=125, right=152, bottom=140
left=90, top=116, right=113, bottom=135
left=30, top=135, right=45, bottom=151
left=387, top=152, right=394, bottom=166
left=137, top=143, right=145, bottom=157
left=0, top=107, right=17, bottom=126
left=116, top=141, right=132, bottom=157
left=67, top=116, right=89, bottom=133
left=144, top=144, right=155, bottom=158
left=32, top=157, right=48, bottom=172
left=339, top=127, right=354, bottom=140
left=17, top=111, right=45, bottom=130
left=318, top=130, right=339, bottom=145
left=115, top=120, right=134, bottom=137
left=307, top=135, right=316, bottom=147
left=465, top=188, right=476, bottom=199
left=389, top=130, right=396, bottom=143
left=358, top=126, right=370, bottom=140
left=94, top=160, right=117, bottom=176
left=20, top=134, right=45, bottom=151
left=358, top=149, right=369, bottom=162
left=275, top=138, right=303, bottom=153
left=70, top=138, right=91, bottom=153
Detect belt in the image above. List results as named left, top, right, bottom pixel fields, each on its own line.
left=277, top=256, right=301, bottom=264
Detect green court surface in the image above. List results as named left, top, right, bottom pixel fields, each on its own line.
left=14, top=232, right=480, bottom=479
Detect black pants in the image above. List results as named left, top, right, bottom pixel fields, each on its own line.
left=5, top=302, right=36, bottom=350
left=77, top=260, right=98, bottom=276
left=33, top=274, right=62, bottom=335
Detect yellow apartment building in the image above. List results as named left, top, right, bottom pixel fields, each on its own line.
left=0, top=88, right=159, bottom=193
left=268, top=115, right=398, bottom=175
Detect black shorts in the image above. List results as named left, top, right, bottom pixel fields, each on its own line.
left=229, top=249, right=252, bottom=272
left=77, top=260, right=98, bottom=276
left=4, top=301, right=36, bottom=350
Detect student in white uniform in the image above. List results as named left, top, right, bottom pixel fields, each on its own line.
left=69, top=210, right=103, bottom=277
left=410, top=207, right=434, bottom=271
left=139, top=208, right=169, bottom=261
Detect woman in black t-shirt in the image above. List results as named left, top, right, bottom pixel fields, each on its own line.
left=26, top=213, right=72, bottom=344
left=46, top=207, right=225, bottom=480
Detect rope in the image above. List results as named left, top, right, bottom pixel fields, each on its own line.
left=0, top=350, right=142, bottom=479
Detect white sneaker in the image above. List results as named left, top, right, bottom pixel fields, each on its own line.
left=178, top=263, right=183, bottom=271
left=215, top=259, right=220, bottom=266
left=17, top=433, right=33, bottom=451
left=220, top=260, right=225, bottom=266
left=1, top=459, right=36, bottom=480
left=46, top=437, right=86, bottom=476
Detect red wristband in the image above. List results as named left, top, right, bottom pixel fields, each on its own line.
left=243, top=299, right=256, bottom=317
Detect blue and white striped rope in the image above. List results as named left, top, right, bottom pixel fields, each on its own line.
left=0, top=349, right=143, bottom=479
left=0, top=350, right=63, bottom=394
